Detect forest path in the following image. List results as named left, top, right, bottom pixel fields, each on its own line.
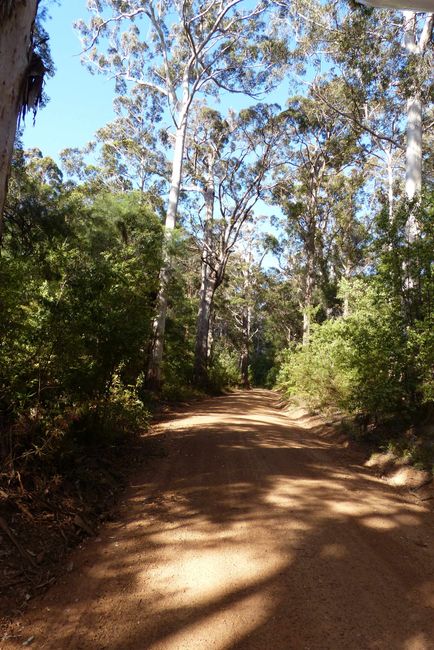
left=3, top=389, right=434, bottom=650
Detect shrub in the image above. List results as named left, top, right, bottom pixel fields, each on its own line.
left=277, top=279, right=411, bottom=418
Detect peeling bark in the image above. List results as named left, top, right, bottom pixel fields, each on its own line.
left=0, top=0, right=39, bottom=237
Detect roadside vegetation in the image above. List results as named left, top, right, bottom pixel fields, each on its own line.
left=0, top=0, right=432, bottom=615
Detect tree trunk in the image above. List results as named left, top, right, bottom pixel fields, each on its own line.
left=240, top=307, right=251, bottom=388
left=194, top=157, right=218, bottom=384
left=302, top=242, right=315, bottom=346
left=147, top=111, right=188, bottom=389
left=207, top=310, right=214, bottom=360
left=0, top=0, right=38, bottom=238
left=402, top=10, right=433, bottom=239
left=194, top=268, right=216, bottom=384
left=405, top=95, right=422, bottom=241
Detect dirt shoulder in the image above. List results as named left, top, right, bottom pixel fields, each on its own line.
left=279, top=398, right=434, bottom=501
left=0, top=428, right=167, bottom=634
left=3, top=389, right=434, bottom=649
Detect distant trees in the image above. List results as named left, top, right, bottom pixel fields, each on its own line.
left=287, top=2, right=433, bottom=227
left=272, top=94, right=363, bottom=343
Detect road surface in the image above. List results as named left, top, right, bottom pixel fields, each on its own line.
left=3, top=389, right=434, bottom=649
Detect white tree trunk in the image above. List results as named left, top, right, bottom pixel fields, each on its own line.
left=0, top=0, right=38, bottom=237
left=402, top=11, right=433, bottom=241
left=302, top=243, right=315, bottom=345
left=405, top=96, right=422, bottom=205
left=147, top=111, right=188, bottom=389
left=194, top=269, right=217, bottom=383
left=194, top=171, right=216, bottom=383
left=404, top=95, right=422, bottom=244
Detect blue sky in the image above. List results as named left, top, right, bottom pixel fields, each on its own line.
left=22, top=1, right=116, bottom=159
left=22, top=1, right=294, bottom=163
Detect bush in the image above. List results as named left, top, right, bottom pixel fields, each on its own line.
left=1, top=169, right=162, bottom=463
left=277, top=279, right=413, bottom=418
left=208, top=348, right=242, bottom=390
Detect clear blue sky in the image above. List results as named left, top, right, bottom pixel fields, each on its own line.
left=22, top=1, right=116, bottom=159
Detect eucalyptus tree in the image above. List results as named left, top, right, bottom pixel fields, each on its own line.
left=94, top=92, right=169, bottom=196
left=322, top=171, right=369, bottom=316
left=0, top=0, right=44, bottom=234
left=183, top=103, right=282, bottom=383
left=78, top=0, right=286, bottom=388
left=272, top=95, right=361, bottom=343
left=401, top=9, right=433, bottom=238
left=280, top=1, right=433, bottom=232
left=61, top=90, right=168, bottom=200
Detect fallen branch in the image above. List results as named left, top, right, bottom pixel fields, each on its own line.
left=0, top=516, right=38, bottom=569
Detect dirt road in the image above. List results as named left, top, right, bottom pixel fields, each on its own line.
left=3, top=389, right=434, bottom=649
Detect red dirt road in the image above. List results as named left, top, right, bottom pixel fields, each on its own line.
left=3, top=389, right=434, bottom=649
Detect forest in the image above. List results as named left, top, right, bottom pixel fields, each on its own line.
left=0, top=0, right=433, bottom=639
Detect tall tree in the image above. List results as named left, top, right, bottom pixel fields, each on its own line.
left=79, top=0, right=285, bottom=388
left=285, top=1, right=433, bottom=232
left=213, top=227, right=272, bottom=387
left=183, top=104, right=281, bottom=382
left=61, top=91, right=168, bottom=201
left=273, top=95, right=361, bottom=343
left=401, top=10, right=433, bottom=239
left=0, top=0, right=43, bottom=235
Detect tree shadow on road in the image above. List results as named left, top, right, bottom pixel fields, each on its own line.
left=8, top=390, right=434, bottom=650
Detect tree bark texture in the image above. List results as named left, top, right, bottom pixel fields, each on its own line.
left=0, top=0, right=38, bottom=237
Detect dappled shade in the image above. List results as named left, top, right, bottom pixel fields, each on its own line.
left=6, top=390, right=434, bottom=649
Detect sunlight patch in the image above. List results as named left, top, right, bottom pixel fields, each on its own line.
left=403, top=632, right=431, bottom=650
left=139, top=540, right=287, bottom=613
left=320, top=543, right=347, bottom=559
left=360, top=516, right=397, bottom=530
left=329, top=500, right=374, bottom=517
left=148, top=591, right=277, bottom=650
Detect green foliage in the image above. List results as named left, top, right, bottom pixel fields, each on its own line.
left=408, top=324, right=434, bottom=404
left=159, top=237, right=198, bottom=398
left=1, top=154, right=162, bottom=463
left=277, top=189, right=433, bottom=423
left=208, top=347, right=242, bottom=389
left=277, top=279, right=427, bottom=417
left=277, top=319, right=356, bottom=412
left=70, top=375, right=151, bottom=444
